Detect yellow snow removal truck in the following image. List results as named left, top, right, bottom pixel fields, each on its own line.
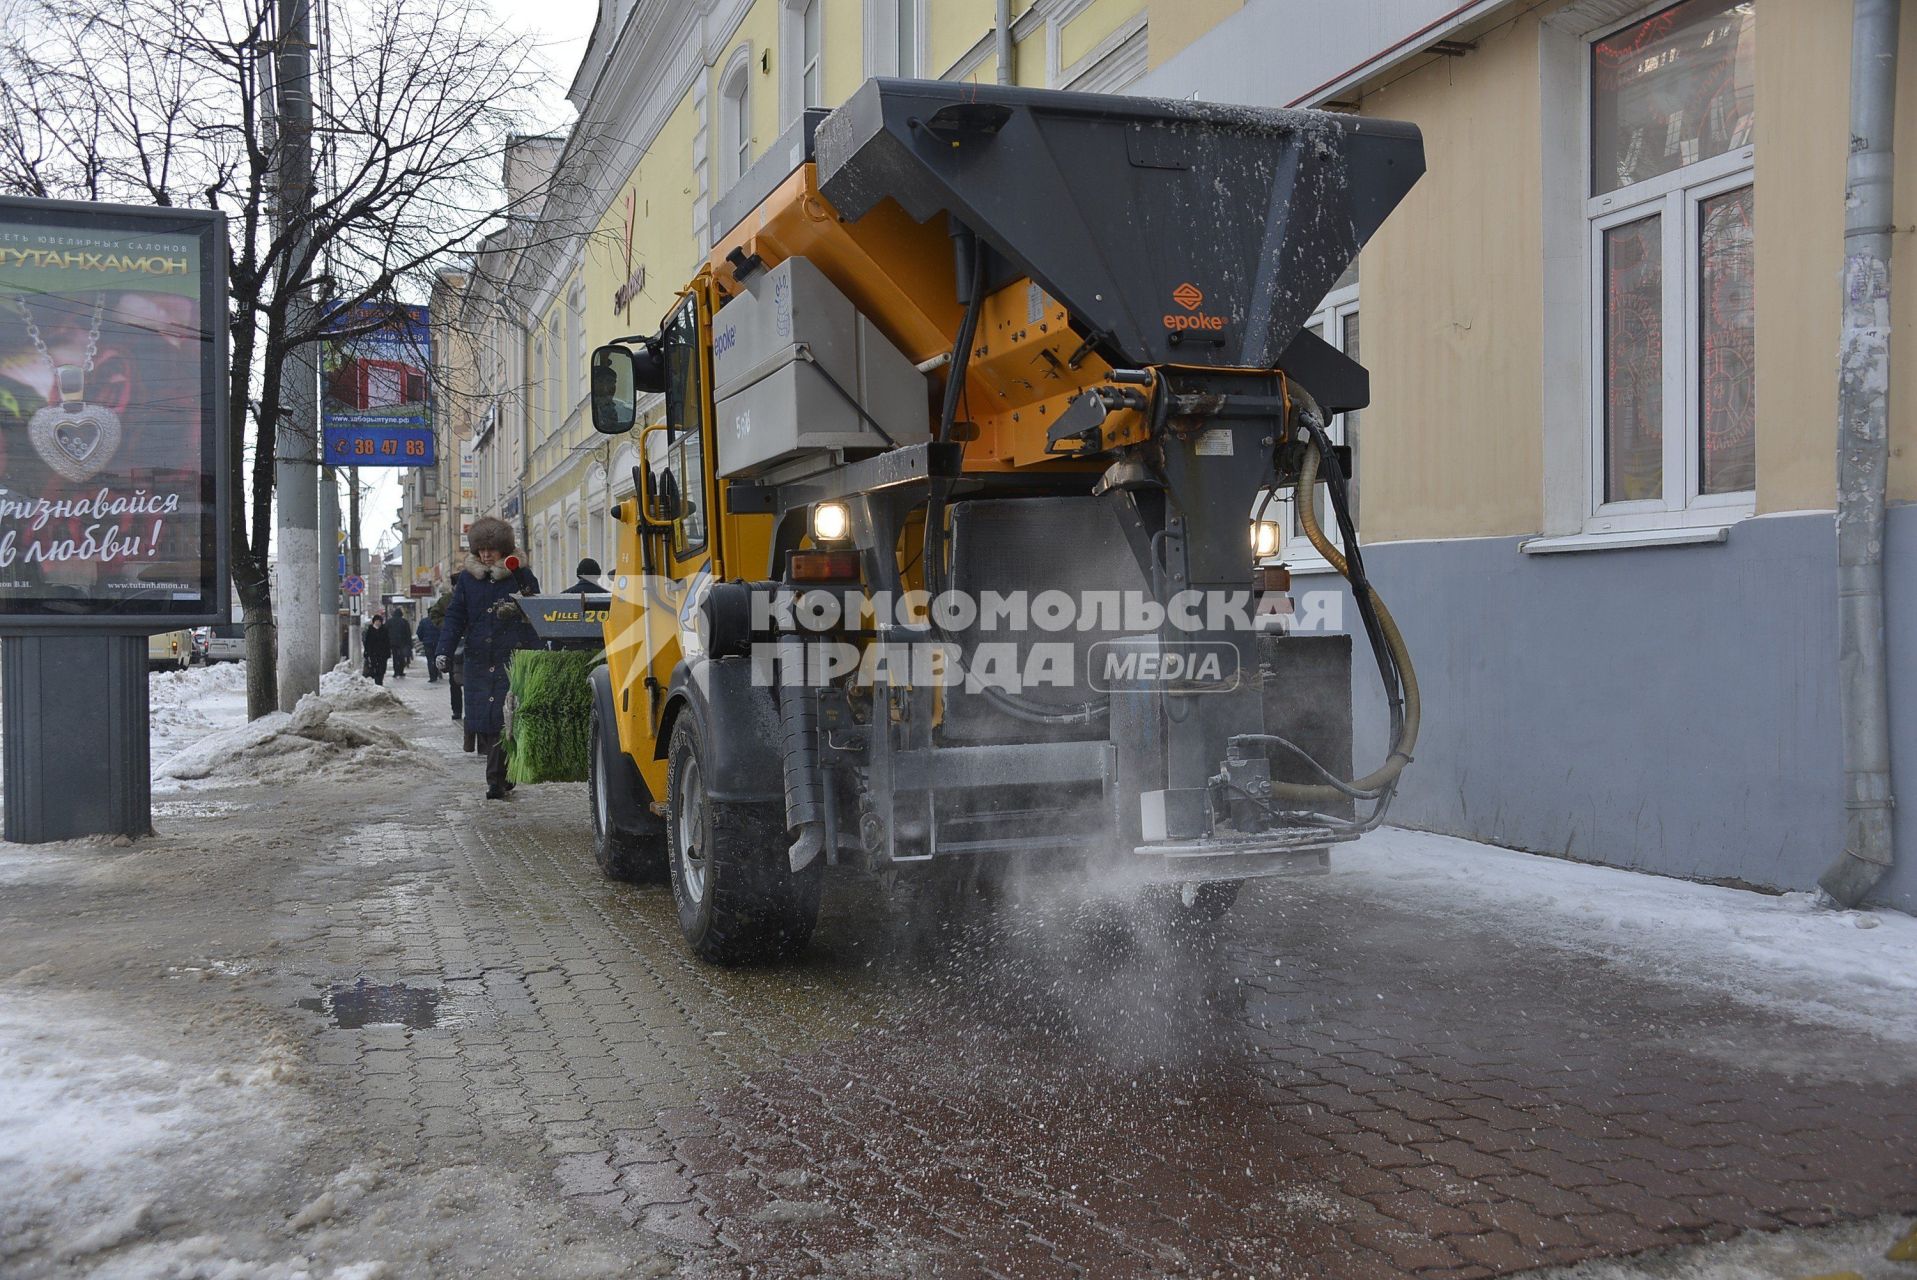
left=580, top=80, right=1424, bottom=964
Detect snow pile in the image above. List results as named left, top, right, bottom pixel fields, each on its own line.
left=149, top=661, right=252, bottom=760
left=319, top=667, right=405, bottom=712
left=155, top=692, right=415, bottom=788
left=150, top=659, right=250, bottom=708
left=0, top=992, right=290, bottom=1273
left=1340, top=828, right=1917, bottom=1045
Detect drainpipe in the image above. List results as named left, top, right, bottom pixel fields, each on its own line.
left=996, top=0, right=1013, bottom=85
left=1821, top=0, right=1901, bottom=909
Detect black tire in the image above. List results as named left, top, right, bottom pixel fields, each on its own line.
left=589, top=690, right=668, bottom=882
left=665, top=714, right=822, bottom=965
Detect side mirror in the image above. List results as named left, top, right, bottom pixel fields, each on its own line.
left=590, top=345, right=636, bottom=434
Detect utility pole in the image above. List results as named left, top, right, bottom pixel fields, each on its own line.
left=319, top=462, right=340, bottom=667
left=274, top=0, right=322, bottom=711
left=347, top=464, right=363, bottom=666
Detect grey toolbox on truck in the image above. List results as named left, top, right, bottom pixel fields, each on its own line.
left=709, top=255, right=928, bottom=478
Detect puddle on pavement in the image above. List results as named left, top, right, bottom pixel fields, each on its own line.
left=298, top=979, right=444, bottom=1029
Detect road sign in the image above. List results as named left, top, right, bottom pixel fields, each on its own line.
left=323, top=425, right=436, bottom=468
left=344, top=575, right=366, bottom=596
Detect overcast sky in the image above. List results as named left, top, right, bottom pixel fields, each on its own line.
left=360, top=0, right=595, bottom=566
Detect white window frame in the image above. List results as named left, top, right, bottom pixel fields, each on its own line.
left=1580, top=1, right=1755, bottom=537
left=1262, top=283, right=1360, bottom=574
left=897, top=0, right=921, bottom=76
left=567, top=281, right=586, bottom=412
left=530, top=333, right=545, bottom=443
left=718, top=47, right=752, bottom=189
left=545, top=320, right=562, bottom=439
left=864, top=0, right=923, bottom=77
left=802, top=0, right=823, bottom=106
left=779, top=0, right=824, bottom=126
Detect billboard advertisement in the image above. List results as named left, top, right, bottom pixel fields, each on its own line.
left=321, top=303, right=434, bottom=468
left=0, top=196, right=227, bottom=627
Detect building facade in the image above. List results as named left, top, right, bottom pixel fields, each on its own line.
left=404, top=0, right=1917, bottom=908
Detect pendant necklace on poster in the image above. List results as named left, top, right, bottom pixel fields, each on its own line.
left=12, top=293, right=123, bottom=483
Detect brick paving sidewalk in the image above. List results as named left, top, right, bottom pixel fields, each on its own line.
left=279, top=676, right=1916, bottom=1278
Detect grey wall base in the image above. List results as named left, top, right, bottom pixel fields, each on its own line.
left=2, top=634, right=151, bottom=842
left=1305, top=504, right=1916, bottom=912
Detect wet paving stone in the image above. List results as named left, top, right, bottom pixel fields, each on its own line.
left=279, top=689, right=1917, bottom=1278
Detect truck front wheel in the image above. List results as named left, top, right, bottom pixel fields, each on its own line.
left=666, top=715, right=821, bottom=964
left=589, top=694, right=668, bottom=882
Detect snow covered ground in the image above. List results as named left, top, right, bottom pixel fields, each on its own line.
left=1335, top=828, right=1917, bottom=1047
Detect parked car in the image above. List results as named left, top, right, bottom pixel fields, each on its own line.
left=203, top=623, right=247, bottom=664
left=147, top=629, right=194, bottom=672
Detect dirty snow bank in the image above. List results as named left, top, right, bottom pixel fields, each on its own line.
left=1340, top=829, right=1917, bottom=1045
left=155, top=690, right=415, bottom=788
left=149, top=660, right=251, bottom=765
left=0, top=990, right=297, bottom=1274
left=1524, top=1212, right=1916, bottom=1279
left=319, top=667, right=405, bottom=713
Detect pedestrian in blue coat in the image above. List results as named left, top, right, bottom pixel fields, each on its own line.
left=435, top=517, right=541, bottom=799
left=416, top=610, right=442, bottom=683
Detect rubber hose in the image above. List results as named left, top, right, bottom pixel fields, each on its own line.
left=1265, top=425, right=1421, bottom=804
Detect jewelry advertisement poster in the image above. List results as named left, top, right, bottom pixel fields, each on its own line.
left=0, top=199, right=224, bottom=622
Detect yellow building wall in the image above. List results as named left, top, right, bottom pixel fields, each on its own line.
left=928, top=0, right=993, bottom=76
left=710, top=0, right=782, bottom=170
left=1058, top=0, right=1136, bottom=69
left=1754, top=0, right=1857, bottom=514
left=1146, top=0, right=1238, bottom=69
left=1014, top=28, right=1047, bottom=86
left=823, top=0, right=865, bottom=104
left=1356, top=9, right=1547, bottom=542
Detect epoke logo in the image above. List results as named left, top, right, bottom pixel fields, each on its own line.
left=1164, top=281, right=1225, bottom=332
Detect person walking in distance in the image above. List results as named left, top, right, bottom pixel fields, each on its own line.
left=388, top=607, right=413, bottom=678
left=561, top=557, right=605, bottom=595
left=436, top=518, right=541, bottom=799
left=416, top=606, right=441, bottom=683
left=362, top=611, right=391, bottom=686
left=428, top=591, right=462, bottom=723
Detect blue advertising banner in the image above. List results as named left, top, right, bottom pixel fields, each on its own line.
left=321, top=302, right=432, bottom=469
left=323, top=425, right=436, bottom=468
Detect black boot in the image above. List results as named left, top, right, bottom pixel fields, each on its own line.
left=486, top=784, right=505, bottom=800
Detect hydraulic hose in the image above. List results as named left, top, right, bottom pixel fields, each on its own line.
left=1265, top=397, right=1421, bottom=806
left=924, top=231, right=1106, bottom=725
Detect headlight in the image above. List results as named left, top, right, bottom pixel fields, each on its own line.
left=811, top=501, right=850, bottom=543
left=1251, top=519, right=1282, bottom=559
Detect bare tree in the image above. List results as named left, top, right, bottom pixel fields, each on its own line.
left=0, top=0, right=582, bottom=718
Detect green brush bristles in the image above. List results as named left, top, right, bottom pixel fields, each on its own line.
left=503, top=649, right=599, bottom=784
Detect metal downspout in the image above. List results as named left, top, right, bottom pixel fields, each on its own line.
left=1821, top=0, right=1902, bottom=909
left=996, top=0, right=1013, bottom=84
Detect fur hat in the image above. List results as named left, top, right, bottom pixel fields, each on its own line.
left=467, top=516, right=516, bottom=555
